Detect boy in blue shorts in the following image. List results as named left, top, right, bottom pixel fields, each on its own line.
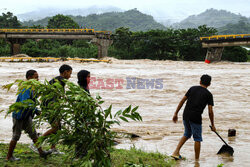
left=6, top=70, right=52, bottom=161
left=172, top=74, right=216, bottom=160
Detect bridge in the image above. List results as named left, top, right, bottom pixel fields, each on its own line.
left=0, top=29, right=113, bottom=59
left=200, top=34, right=250, bottom=63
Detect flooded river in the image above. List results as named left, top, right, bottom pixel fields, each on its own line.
left=0, top=59, right=249, bottom=166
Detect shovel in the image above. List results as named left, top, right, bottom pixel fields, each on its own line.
left=210, top=125, right=234, bottom=156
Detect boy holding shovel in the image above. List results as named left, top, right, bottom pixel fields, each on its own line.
left=172, top=74, right=216, bottom=160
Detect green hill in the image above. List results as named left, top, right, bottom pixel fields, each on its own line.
left=174, top=8, right=250, bottom=29
left=218, top=19, right=250, bottom=34
left=19, top=8, right=250, bottom=34
left=22, top=9, right=166, bottom=32
left=23, top=17, right=50, bottom=27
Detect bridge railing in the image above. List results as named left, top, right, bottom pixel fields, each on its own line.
left=200, top=34, right=250, bottom=41
left=95, top=31, right=112, bottom=34
left=0, top=28, right=95, bottom=33
left=0, top=29, right=112, bottom=35
left=0, top=29, right=113, bottom=37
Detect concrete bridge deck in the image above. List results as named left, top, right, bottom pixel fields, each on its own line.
left=200, top=34, right=250, bottom=48
left=200, top=34, right=250, bottom=63
left=0, top=28, right=111, bottom=39
left=0, top=29, right=113, bottom=58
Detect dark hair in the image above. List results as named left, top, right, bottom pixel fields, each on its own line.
left=200, top=74, right=212, bottom=86
left=59, top=64, right=72, bottom=74
left=77, top=70, right=90, bottom=92
left=26, top=70, right=37, bottom=79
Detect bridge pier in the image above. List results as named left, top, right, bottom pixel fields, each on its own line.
left=7, top=39, right=26, bottom=55
left=91, top=38, right=113, bottom=59
left=205, top=47, right=224, bottom=63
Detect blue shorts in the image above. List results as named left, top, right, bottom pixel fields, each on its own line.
left=183, top=120, right=202, bottom=142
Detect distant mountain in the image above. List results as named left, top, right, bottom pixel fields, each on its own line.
left=17, top=6, right=123, bottom=21
left=20, top=8, right=250, bottom=33
left=174, top=8, right=250, bottom=29
left=23, top=17, right=50, bottom=27
left=218, top=19, right=250, bottom=34
left=22, top=9, right=166, bottom=32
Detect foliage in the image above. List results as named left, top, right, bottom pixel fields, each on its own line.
left=73, top=40, right=91, bottom=48
left=0, top=143, right=71, bottom=167
left=27, top=24, right=46, bottom=29
left=22, top=9, right=165, bottom=32
left=111, top=25, right=218, bottom=61
left=112, top=148, right=175, bottom=167
left=248, top=50, right=250, bottom=61
left=0, top=12, right=21, bottom=28
left=4, top=79, right=142, bottom=166
left=222, top=46, right=248, bottom=62
left=37, top=39, right=61, bottom=50
left=46, top=14, right=80, bottom=47
left=0, top=39, right=11, bottom=56
left=132, top=29, right=179, bottom=60
left=47, top=14, right=79, bottom=29
left=175, top=25, right=217, bottom=61
left=112, top=27, right=134, bottom=59
left=20, top=39, right=59, bottom=57
left=57, top=45, right=75, bottom=58
left=109, top=25, right=247, bottom=62
left=19, top=39, right=97, bottom=58
left=22, top=17, right=50, bottom=27
left=217, top=163, right=224, bottom=167
left=0, top=143, right=175, bottom=167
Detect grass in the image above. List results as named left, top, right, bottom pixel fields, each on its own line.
left=111, top=148, right=175, bottom=167
left=0, top=143, right=175, bottom=167
left=0, top=143, right=71, bottom=167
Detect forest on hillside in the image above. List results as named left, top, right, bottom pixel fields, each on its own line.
left=21, top=8, right=250, bottom=34
left=22, top=9, right=165, bottom=32
left=174, top=8, right=250, bottom=28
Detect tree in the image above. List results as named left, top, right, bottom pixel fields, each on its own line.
left=112, top=27, right=134, bottom=59
left=28, top=25, right=46, bottom=29
left=132, top=29, right=178, bottom=60
left=37, top=39, right=60, bottom=50
left=0, top=12, right=21, bottom=28
left=4, top=79, right=142, bottom=166
left=222, top=46, right=248, bottom=62
left=20, top=40, right=41, bottom=57
left=176, top=25, right=217, bottom=61
left=248, top=50, right=250, bottom=61
left=110, top=25, right=219, bottom=61
left=47, top=14, right=79, bottom=29
left=0, top=39, right=11, bottom=56
left=72, top=40, right=90, bottom=48
left=47, top=14, right=80, bottom=46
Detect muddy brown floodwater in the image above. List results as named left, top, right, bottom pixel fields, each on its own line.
left=0, top=59, right=249, bottom=166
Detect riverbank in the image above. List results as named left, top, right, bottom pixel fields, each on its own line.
left=0, top=143, right=175, bottom=167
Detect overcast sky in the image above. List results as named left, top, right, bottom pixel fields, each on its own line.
left=1, top=0, right=249, bottom=21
